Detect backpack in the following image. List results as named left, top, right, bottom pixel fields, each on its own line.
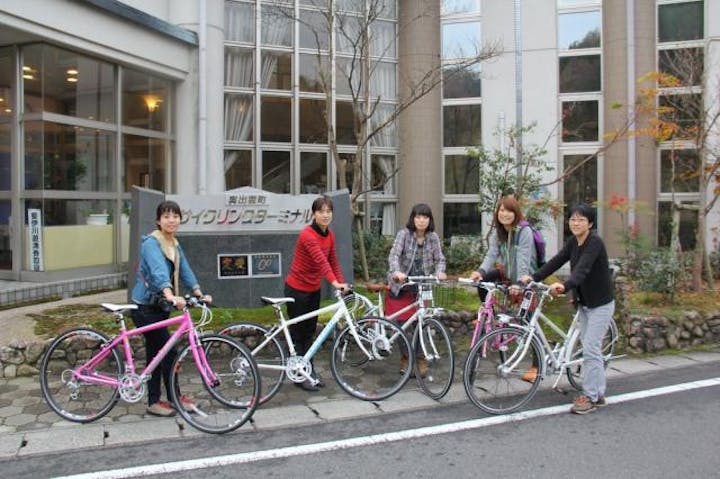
left=517, top=219, right=546, bottom=267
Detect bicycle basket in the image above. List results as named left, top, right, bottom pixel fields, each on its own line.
left=430, top=281, right=457, bottom=309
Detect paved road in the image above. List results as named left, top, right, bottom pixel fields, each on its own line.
left=3, top=360, right=719, bottom=478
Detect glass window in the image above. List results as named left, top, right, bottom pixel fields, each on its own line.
left=658, top=93, right=701, bottom=140
left=370, top=62, right=396, bottom=99
left=558, top=11, right=600, bottom=50
left=0, top=199, right=10, bottom=269
left=299, top=53, right=329, bottom=93
left=24, top=121, right=115, bottom=191
left=262, top=150, right=290, bottom=193
left=369, top=104, right=398, bottom=147
left=371, top=154, right=396, bottom=195
left=442, top=22, right=480, bottom=60
left=122, top=68, right=170, bottom=131
left=261, top=96, right=291, bottom=142
left=557, top=0, right=599, bottom=6
left=122, top=134, right=166, bottom=192
left=337, top=15, right=362, bottom=54
left=0, top=49, right=14, bottom=124
left=559, top=55, right=601, bottom=93
left=338, top=0, right=362, bottom=13
left=0, top=123, right=9, bottom=191
left=562, top=100, right=599, bottom=142
left=224, top=94, right=253, bottom=142
left=336, top=57, right=360, bottom=96
left=301, top=0, right=327, bottom=7
left=300, top=10, right=329, bottom=50
left=445, top=154, right=479, bottom=194
left=224, top=47, right=254, bottom=88
left=658, top=48, right=703, bottom=86
left=299, top=99, right=327, bottom=143
left=300, top=151, right=327, bottom=194
left=443, top=104, right=481, bottom=147
left=442, top=0, right=481, bottom=15
left=23, top=198, right=114, bottom=269
left=261, top=7, right=293, bottom=47
left=443, top=202, right=481, bottom=237
left=336, top=152, right=356, bottom=192
left=371, top=21, right=396, bottom=58
left=443, top=63, right=481, bottom=99
left=658, top=201, right=697, bottom=250
left=658, top=2, right=703, bottom=43
left=224, top=149, right=252, bottom=189
left=225, top=2, right=255, bottom=43
left=660, top=149, right=699, bottom=193
left=562, top=154, right=597, bottom=239
left=261, top=51, right=292, bottom=90
left=23, top=44, right=115, bottom=122
left=369, top=201, right=396, bottom=236
left=336, top=101, right=357, bottom=145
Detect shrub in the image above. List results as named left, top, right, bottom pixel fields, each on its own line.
left=352, top=231, right=393, bottom=281
left=636, top=249, right=691, bottom=303
left=444, top=237, right=484, bottom=276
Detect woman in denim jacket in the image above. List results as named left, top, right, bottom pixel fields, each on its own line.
left=131, top=200, right=211, bottom=417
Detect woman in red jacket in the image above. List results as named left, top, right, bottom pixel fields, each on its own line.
left=285, top=196, right=348, bottom=391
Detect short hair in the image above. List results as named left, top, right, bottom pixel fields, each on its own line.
left=568, top=203, right=596, bottom=225
left=493, top=195, right=524, bottom=242
left=405, top=203, right=435, bottom=232
left=312, top=195, right=334, bottom=212
left=156, top=200, right=182, bottom=229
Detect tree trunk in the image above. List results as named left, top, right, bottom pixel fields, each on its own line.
left=355, top=215, right=370, bottom=282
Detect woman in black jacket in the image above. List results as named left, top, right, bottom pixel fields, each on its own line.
left=521, top=203, right=614, bottom=415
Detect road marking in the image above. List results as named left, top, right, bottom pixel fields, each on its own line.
left=54, top=377, right=720, bottom=479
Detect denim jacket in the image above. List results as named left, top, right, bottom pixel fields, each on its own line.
left=387, top=228, right=446, bottom=296
left=131, top=234, right=200, bottom=305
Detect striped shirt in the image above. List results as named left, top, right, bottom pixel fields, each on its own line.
left=286, top=223, right=344, bottom=293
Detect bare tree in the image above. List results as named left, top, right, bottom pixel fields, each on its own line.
left=267, top=0, right=500, bottom=280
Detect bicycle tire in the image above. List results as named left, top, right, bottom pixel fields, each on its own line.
left=171, top=334, right=260, bottom=434
left=463, top=326, right=543, bottom=415
left=414, top=316, right=454, bottom=400
left=331, top=316, right=413, bottom=401
left=219, top=322, right=286, bottom=405
left=39, top=327, right=121, bottom=423
left=566, top=318, right=619, bottom=391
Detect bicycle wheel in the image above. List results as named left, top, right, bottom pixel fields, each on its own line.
left=39, top=328, right=121, bottom=423
left=171, top=334, right=260, bottom=434
left=566, top=318, right=619, bottom=391
left=220, top=322, right=286, bottom=405
left=463, top=327, right=543, bottom=415
left=331, top=316, right=413, bottom=401
left=414, top=316, right=454, bottom=400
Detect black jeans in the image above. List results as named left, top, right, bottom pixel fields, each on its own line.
left=284, top=283, right=321, bottom=356
left=131, top=305, right=177, bottom=405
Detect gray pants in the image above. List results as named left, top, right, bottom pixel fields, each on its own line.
left=577, top=300, right=615, bottom=402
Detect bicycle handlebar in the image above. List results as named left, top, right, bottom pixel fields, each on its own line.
left=457, top=278, right=510, bottom=292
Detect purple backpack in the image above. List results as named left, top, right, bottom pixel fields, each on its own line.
left=518, top=220, right=546, bottom=267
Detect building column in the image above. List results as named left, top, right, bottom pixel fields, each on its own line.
left=397, top=0, right=443, bottom=234
left=170, top=0, right=225, bottom=195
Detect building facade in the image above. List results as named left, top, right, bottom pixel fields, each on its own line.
left=0, top=0, right=718, bottom=283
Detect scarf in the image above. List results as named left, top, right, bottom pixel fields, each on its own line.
left=150, top=230, right=180, bottom=294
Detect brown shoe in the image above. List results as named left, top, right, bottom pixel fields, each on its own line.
left=570, top=395, right=597, bottom=415
left=178, top=394, right=196, bottom=412
left=147, top=400, right=176, bottom=417
left=521, top=366, right=538, bottom=383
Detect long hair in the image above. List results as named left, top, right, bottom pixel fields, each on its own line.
left=493, top=195, right=524, bottom=242
left=405, top=203, right=435, bottom=232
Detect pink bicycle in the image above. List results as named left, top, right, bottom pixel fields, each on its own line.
left=39, top=296, right=260, bottom=434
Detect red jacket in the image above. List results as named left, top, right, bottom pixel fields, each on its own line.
left=286, top=223, right=344, bottom=292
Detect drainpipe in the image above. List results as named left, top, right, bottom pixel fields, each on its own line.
left=626, top=0, right=636, bottom=225
left=514, top=0, right=523, bottom=184
left=198, top=0, right=207, bottom=194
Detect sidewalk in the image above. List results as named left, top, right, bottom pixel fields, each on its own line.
left=1, top=290, right=719, bottom=458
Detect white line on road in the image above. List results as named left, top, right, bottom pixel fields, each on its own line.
left=54, top=377, right=720, bottom=479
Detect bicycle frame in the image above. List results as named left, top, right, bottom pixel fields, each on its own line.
left=71, top=308, right=219, bottom=391
left=248, top=291, right=374, bottom=380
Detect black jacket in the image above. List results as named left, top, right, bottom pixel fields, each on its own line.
left=532, top=232, right=613, bottom=308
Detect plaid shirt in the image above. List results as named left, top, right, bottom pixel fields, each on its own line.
left=387, top=228, right=446, bottom=296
